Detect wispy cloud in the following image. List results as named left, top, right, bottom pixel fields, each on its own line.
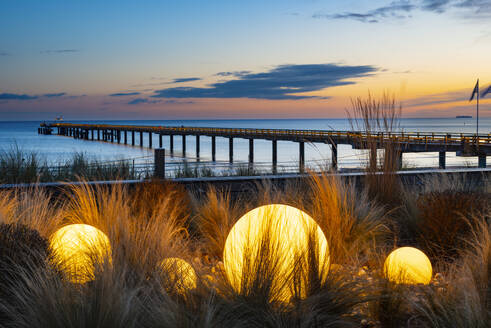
left=43, top=92, right=66, bottom=98
left=215, top=71, right=251, bottom=77
left=0, top=93, right=38, bottom=100
left=0, top=52, right=11, bottom=57
left=164, top=99, right=195, bottom=104
left=314, top=0, right=491, bottom=23
left=172, top=77, right=201, bottom=83
left=152, top=63, right=378, bottom=100
left=109, top=92, right=141, bottom=97
left=313, top=0, right=415, bottom=23
left=127, top=98, right=160, bottom=105
left=40, top=49, right=80, bottom=54
left=421, top=0, right=452, bottom=13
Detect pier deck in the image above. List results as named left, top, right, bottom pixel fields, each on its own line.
left=39, top=122, right=491, bottom=169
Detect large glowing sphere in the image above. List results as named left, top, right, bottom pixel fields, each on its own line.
left=50, top=224, right=111, bottom=284
left=384, top=247, right=432, bottom=285
left=159, top=257, right=197, bottom=293
left=223, top=204, right=329, bottom=302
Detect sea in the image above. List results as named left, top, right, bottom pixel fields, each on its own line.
left=0, top=118, right=490, bottom=173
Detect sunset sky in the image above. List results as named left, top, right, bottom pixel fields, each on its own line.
left=1, top=0, right=490, bottom=120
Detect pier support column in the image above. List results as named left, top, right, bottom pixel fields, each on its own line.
left=299, top=141, right=305, bottom=173
left=182, top=135, right=186, bottom=156
left=211, top=136, right=216, bottom=161
left=439, top=151, right=446, bottom=169
left=131, top=131, right=135, bottom=146
left=196, top=135, right=200, bottom=161
left=229, top=137, right=234, bottom=163
left=398, top=152, right=403, bottom=171
left=369, top=147, right=377, bottom=171
left=331, top=142, right=338, bottom=171
left=154, top=148, right=165, bottom=179
left=117, top=130, right=121, bottom=143
left=248, top=139, right=254, bottom=166
left=97, top=129, right=100, bottom=140
left=170, top=135, right=174, bottom=156
left=478, top=154, right=487, bottom=168
left=91, top=129, right=94, bottom=140
left=139, top=131, right=143, bottom=147
left=124, top=130, right=127, bottom=144
left=110, top=130, right=114, bottom=142
left=159, top=133, right=162, bottom=148
left=272, top=139, right=277, bottom=174
left=148, top=132, right=152, bottom=148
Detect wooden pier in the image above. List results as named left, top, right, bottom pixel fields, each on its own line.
left=39, top=122, right=491, bottom=170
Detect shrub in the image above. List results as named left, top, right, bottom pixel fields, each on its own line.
left=416, top=191, right=490, bottom=260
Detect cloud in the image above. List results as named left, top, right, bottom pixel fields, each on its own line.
left=152, top=63, right=378, bottom=100
left=0, top=93, right=38, bottom=100
left=127, top=98, right=160, bottom=105
left=43, top=92, right=66, bottom=98
left=109, top=92, right=141, bottom=97
left=421, top=0, right=452, bottom=12
left=313, top=0, right=415, bottom=23
left=455, top=0, right=491, bottom=19
left=0, top=52, right=11, bottom=56
left=40, top=49, right=80, bottom=54
left=314, top=0, right=491, bottom=23
left=164, top=99, right=195, bottom=104
left=172, top=77, right=201, bottom=83
left=215, top=71, right=252, bottom=77
left=404, top=89, right=470, bottom=107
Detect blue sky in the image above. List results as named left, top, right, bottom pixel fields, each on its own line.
left=1, top=0, right=490, bottom=120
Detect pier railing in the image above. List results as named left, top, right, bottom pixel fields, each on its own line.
left=43, top=122, right=491, bottom=146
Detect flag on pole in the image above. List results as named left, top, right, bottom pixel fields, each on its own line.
left=469, top=79, right=479, bottom=101
left=481, top=85, right=491, bottom=98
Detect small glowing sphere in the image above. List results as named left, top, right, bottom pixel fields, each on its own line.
left=159, top=257, right=197, bottom=293
left=223, top=204, right=329, bottom=302
left=384, top=247, right=432, bottom=285
left=50, top=224, right=111, bottom=284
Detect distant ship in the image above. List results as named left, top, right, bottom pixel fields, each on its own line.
left=456, top=115, right=472, bottom=118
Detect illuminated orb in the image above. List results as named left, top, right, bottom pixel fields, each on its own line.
left=50, top=224, right=111, bottom=284
left=159, top=257, right=197, bottom=293
left=223, top=204, right=329, bottom=302
left=384, top=247, right=432, bottom=285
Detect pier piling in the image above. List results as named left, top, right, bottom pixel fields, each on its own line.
left=154, top=148, right=166, bottom=179
left=439, top=151, right=446, bottom=169
left=248, top=139, right=254, bottom=165
left=272, top=140, right=277, bottom=174
left=299, top=141, right=305, bottom=173
left=211, top=136, right=216, bottom=161
left=229, top=137, right=234, bottom=163
left=196, top=135, right=200, bottom=160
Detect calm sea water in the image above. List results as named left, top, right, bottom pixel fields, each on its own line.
left=0, top=118, right=490, bottom=171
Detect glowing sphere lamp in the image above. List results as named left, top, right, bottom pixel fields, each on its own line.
left=159, top=257, right=197, bottom=293
left=50, top=224, right=111, bottom=284
left=384, top=247, right=432, bottom=285
left=223, top=204, right=329, bottom=302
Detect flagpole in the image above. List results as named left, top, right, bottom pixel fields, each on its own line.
left=477, top=79, right=479, bottom=136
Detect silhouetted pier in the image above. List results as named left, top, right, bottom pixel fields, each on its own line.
left=39, top=123, right=491, bottom=170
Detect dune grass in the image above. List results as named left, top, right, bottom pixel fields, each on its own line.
left=0, top=169, right=488, bottom=327
left=0, top=147, right=141, bottom=184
